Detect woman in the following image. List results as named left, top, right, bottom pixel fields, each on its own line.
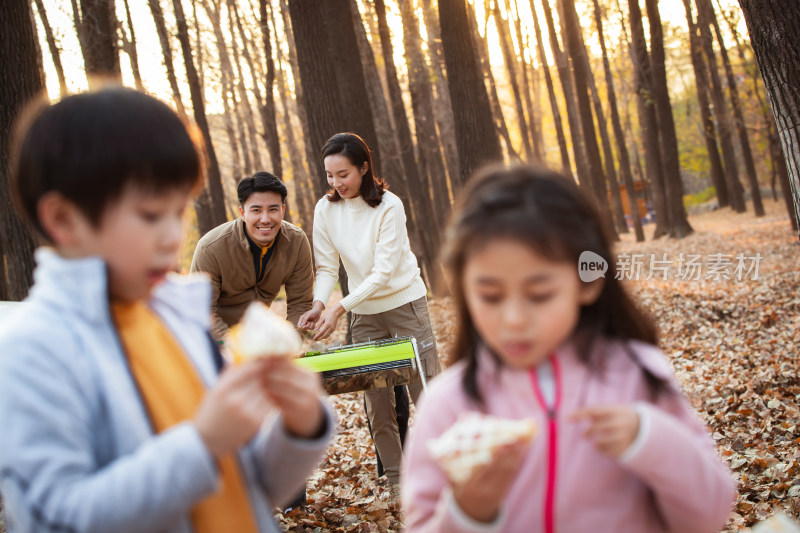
left=297, top=132, right=441, bottom=497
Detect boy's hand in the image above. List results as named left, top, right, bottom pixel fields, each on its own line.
left=261, top=358, right=326, bottom=439
left=571, top=405, right=640, bottom=458
left=195, top=360, right=273, bottom=457
left=450, top=439, right=529, bottom=523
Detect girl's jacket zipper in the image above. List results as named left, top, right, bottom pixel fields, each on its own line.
left=529, top=356, right=561, bottom=533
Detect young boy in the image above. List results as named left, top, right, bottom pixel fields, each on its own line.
left=0, top=88, right=334, bottom=533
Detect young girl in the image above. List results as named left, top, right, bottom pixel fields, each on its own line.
left=402, top=165, right=736, bottom=532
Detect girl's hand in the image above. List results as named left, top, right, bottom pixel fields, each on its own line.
left=312, top=303, right=345, bottom=341
left=297, top=301, right=324, bottom=330
left=450, top=439, right=529, bottom=523
left=571, top=405, right=640, bottom=458
left=194, top=360, right=273, bottom=457
left=261, top=357, right=326, bottom=439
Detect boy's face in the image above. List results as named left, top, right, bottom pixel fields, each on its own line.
left=70, top=185, right=190, bottom=301
left=239, top=191, right=285, bottom=246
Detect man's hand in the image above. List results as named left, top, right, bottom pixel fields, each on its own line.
left=261, top=358, right=326, bottom=438
left=570, top=405, right=640, bottom=458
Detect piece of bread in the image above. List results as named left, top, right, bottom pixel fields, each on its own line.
left=427, top=412, right=537, bottom=484
left=226, top=302, right=302, bottom=363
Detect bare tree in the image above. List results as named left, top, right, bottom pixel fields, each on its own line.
left=257, top=0, right=282, bottom=175
left=682, top=0, right=729, bottom=207
left=147, top=0, right=186, bottom=117
left=120, top=0, right=144, bottom=90
left=492, top=0, right=533, bottom=160
left=439, top=0, right=503, bottom=184
left=171, top=0, right=226, bottom=233
left=530, top=0, right=572, bottom=176
left=738, top=0, right=800, bottom=237
left=593, top=0, right=644, bottom=241
left=1, top=0, right=42, bottom=300
left=33, top=0, right=68, bottom=97
left=701, top=0, right=763, bottom=215
left=398, top=0, right=451, bottom=226
left=75, top=0, right=121, bottom=87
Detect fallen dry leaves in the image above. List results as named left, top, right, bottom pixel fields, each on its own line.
left=275, top=200, right=799, bottom=532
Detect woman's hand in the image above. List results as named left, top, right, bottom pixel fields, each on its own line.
left=450, top=439, right=529, bottom=523
left=311, top=303, right=345, bottom=341
left=297, top=301, right=324, bottom=331
left=261, top=357, right=326, bottom=439
left=571, top=405, right=640, bottom=458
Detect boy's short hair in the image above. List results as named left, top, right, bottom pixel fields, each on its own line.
left=237, top=172, right=288, bottom=206
left=12, top=87, right=204, bottom=239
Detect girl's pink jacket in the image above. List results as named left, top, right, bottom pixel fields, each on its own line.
left=402, top=339, right=736, bottom=533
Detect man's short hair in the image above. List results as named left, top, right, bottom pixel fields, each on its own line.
left=12, top=87, right=203, bottom=239
left=237, top=172, right=288, bottom=205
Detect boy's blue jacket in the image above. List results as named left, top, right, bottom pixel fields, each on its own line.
left=0, top=248, right=334, bottom=533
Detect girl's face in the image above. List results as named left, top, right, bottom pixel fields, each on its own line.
left=463, top=238, right=602, bottom=370
left=324, top=153, right=367, bottom=199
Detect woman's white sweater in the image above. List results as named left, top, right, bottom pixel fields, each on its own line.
left=312, top=190, right=427, bottom=315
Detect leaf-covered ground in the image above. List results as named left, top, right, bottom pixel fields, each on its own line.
left=276, top=199, right=800, bottom=532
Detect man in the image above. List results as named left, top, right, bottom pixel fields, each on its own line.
left=191, top=172, right=313, bottom=342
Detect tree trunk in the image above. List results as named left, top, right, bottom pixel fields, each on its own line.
left=171, top=0, right=226, bottom=234
left=270, top=5, right=312, bottom=228
left=467, top=2, right=519, bottom=162
left=439, top=0, right=503, bottom=185
left=420, top=0, right=461, bottom=192
left=559, top=0, right=617, bottom=237
left=697, top=0, right=746, bottom=212
left=374, top=0, right=439, bottom=286
left=628, top=0, right=669, bottom=238
left=682, top=0, right=729, bottom=207
left=120, top=0, right=144, bottom=91
left=77, top=0, right=121, bottom=87
left=738, top=0, right=800, bottom=237
left=702, top=0, right=764, bottom=216
left=281, top=0, right=320, bottom=198
left=509, top=0, right=542, bottom=161
left=492, top=0, right=533, bottom=160
left=147, top=0, right=187, bottom=118
left=644, top=0, right=693, bottom=237
left=530, top=0, right=572, bottom=177
left=255, top=0, right=282, bottom=176
left=33, top=0, right=68, bottom=97
left=593, top=0, right=642, bottom=239
left=0, top=0, right=42, bottom=300
left=226, top=4, right=262, bottom=172
left=541, top=0, right=589, bottom=189
left=398, top=0, right=451, bottom=227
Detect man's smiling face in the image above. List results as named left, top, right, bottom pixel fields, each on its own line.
left=239, top=190, right=285, bottom=245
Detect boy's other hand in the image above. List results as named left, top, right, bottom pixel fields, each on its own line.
left=194, top=360, right=273, bottom=457
left=261, top=358, right=326, bottom=439
left=570, top=405, right=640, bottom=458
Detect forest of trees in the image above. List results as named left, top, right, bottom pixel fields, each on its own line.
left=1, top=0, right=799, bottom=301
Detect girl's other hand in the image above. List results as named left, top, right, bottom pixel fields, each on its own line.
left=450, top=439, right=529, bottom=523
left=261, top=357, right=326, bottom=439
left=570, top=405, right=640, bottom=458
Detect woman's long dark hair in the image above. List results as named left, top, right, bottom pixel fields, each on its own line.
left=442, top=164, right=666, bottom=404
left=321, top=132, right=387, bottom=207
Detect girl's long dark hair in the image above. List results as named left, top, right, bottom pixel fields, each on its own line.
left=442, top=164, right=666, bottom=404
left=321, top=132, right=387, bottom=207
